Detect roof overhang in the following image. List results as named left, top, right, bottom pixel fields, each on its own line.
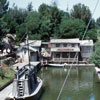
left=51, top=47, right=80, bottom=52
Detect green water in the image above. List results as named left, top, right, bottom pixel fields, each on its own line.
left=38, top=67, right=100, bottom=100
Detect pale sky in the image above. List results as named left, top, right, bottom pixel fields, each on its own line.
left=8, top=0, right=100, bottom=20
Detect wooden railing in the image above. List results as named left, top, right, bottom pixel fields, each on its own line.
left=52, top=58, right=78, bottom=63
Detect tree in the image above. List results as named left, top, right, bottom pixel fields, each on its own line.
left=8, top=6, right=29, bottom=24
left=71, top=3, right=91, bottom=25
left=85, top=29, right=97, bottom=42
left=51, top=0, right=58, bottom=6
left=27, top=2, right=33, bottom=12
left=15, top=23, right=27, bottom=42
left=90, top=41, right=100, bottom=68
left=0, top=17, right=9, bottom=39
left=3, top=14, right=18, bottom=34
left=0, top=0, right=9, bottom=17
left=96, top=17, right=100, bottom=27
left=16, top=12, right=41, bottom=42
left=39, top=4, right=64, bottom=40
left=59, top=18, right=85, bottom=39
left=25, top=12, right=41, bottom=34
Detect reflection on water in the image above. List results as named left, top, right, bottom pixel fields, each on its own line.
left=38, top=67, right=100, bottom=100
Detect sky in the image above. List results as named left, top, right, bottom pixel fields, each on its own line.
left=8, top=0, right=100, bottom=20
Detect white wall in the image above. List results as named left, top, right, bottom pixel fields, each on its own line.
left=17, top=49, right=38, bottom=62
left=81, top=46, right=93, bottom=58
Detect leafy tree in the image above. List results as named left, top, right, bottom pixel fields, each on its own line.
left=3, top=14, right=18, bottom=34
left=90, top=41, right=100, bottom=68
left=25, top=12, right=41, bottom=34
left=85, top=29, right=97, bottom=42
left=16, top=12, right=41, bottom=42
left=8, top=6, right=29, bottom=24
left=39, top=4, right=51, bottom=17
left=27, top=2, right=33, bottom=12
left=59, top=18, right=85, bottom=38
left=15, top=23, right=27, bottom=42
left=39, top=4, right=63, bottom=40
left=0, top=2, right=97, bottom=43
left=0, top=0, right=9, bottom=17
left=51, top=0, right=58, bottom=6
left=71, top=3, right=91, bottom=25
left=96, top=17, right=100, bottom=27
left=0, top=17, right=9, bottom=39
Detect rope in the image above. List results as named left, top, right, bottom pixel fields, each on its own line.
left=56, top=0, right=99, bottom=100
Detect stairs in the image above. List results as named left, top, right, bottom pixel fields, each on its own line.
left=18, top=80, right=24, bottom=96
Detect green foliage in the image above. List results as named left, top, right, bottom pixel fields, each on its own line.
left=0, top=0, right=9, bottom=39
left=0, top=0, right=9, bottom=17
left=96, top=17, right=100, bottom=27
left=71, top=3, right=91, bottom=25
left=59, top=18, right=85, bottom=39
left=90, top=41, right=100, bottom=68
left=25, top=12, right=41, bottom=33
left=8, top=7, right=29, bottom=24
left=16, top=24, right=27, bottom=42
left=0, top=67, right=15, bottom=87
left=0, top=17, right=9, bottom=38
left=85, top=29, right=97, bottom=42
left=0, top=68, right=5, bottom=79
left=27, top=2, right=33, bottom=11
left=0, top=2, right=98, bottom=43
left=3, top=14, right=18, bottom=34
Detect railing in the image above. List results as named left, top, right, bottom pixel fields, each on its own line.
left=52, top=58, right=78, bottom=63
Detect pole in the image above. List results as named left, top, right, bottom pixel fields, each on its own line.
left=26, top=32, right=31, bottom=68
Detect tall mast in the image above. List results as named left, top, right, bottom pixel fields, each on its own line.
left=26, top=32, right=31, bottom=67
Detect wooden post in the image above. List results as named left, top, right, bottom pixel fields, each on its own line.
left=60, top=52, right=62, bottom=63
left=68, top=52, right=70, bottom=64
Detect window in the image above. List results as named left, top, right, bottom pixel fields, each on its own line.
left=62, top=52, right=69, bottom=58
left=56, top=44, right=60, bottom=47
left=67, top=44, right=70, bottom=47
left=55, top=53, right=60, bottom=58
left=72, top=44, right=75, bottom=47
left=70, top=52, right=76, bottom=58
left=63, top=44, right=67, bottom=47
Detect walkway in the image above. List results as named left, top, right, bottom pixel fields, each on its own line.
left=0, top=83, right=13, bottom=100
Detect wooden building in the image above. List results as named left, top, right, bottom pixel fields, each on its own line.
left=50, top=38, right=80, bottom=63
left=80, top=40, right=93, bottom=61
left=17, top=40, right=41, bottom=62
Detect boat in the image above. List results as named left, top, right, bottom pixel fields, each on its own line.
left=48, top=63, right=68, bottom=68
left=7, top=33, right=43, bottom=100
left=7, top=64, right=42, bottom=100
left=95, top=67, right=100, bottom=80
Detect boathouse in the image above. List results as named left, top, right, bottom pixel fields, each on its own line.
left=50, top=38, right=80, bottom=63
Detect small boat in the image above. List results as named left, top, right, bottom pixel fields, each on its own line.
left=95, top=67, right=100, bottom=80
left=7, top=64, right=43, bottom=100
left=7, top=33, right=43, bottom=100
left=48, top=63, right=68, bottom=68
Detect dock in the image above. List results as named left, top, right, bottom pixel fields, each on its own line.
left=48, top=63, right=95, bottom=67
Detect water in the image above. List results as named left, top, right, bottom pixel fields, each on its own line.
left=38, top=67, right=100, bottom=100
